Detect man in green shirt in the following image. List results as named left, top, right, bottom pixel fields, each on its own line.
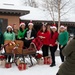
left=58, top=26, right=69, bottom=62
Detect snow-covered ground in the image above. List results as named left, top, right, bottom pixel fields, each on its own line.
left=0, top=56, right=62, bottom=75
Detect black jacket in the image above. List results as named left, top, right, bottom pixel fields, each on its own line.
left=24, top=29, right=36, bottom=39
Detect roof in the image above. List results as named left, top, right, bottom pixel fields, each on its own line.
left=0, top=4, right=30, bottom=16
left=20, top=8, right=52, bottom=21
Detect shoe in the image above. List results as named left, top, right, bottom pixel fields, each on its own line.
left=50, top=63, right=56, bottom=67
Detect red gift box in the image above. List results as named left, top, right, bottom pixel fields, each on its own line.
left=0, top=55, right=6, bottom=59
left=47, top=57, right=52, bottom=65
left=5, top=63, right=12, bottom=68
left=18, top=63, right=26, bottom=71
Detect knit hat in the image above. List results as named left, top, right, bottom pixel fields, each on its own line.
left=20, top=22, right=25, bottom=27
left=28, top=20, right=34, bottom=26
left=7, top=25, right=13, bottom=30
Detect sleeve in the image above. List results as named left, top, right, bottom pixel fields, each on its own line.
left=12, top=32, right=15, bottom=41
left=62, top=32, right=69, bottom=45
left=3, top=32, right=6, bottom=41
left=24, top=31, right=27, bottom=40
left=62, top=39, right=74, bottom=56
left=56, top=32, right=59, bottom=41
left=30, top=29, right=36, bottom=39
left=17, top=30, right=21, bottom=39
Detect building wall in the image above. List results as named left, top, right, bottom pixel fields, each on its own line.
left=0, top=15, right=20, bottom=29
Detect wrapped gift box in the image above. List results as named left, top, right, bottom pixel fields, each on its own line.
left=18, top=63, right=26, bottom=71
left=5, top=63, right=12, bottom=68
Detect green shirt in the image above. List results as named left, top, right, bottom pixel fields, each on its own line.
left=17, top=28, right=28, bottom=39
left=58, top=31, right=69, bottom=46
left=4, top=31, right=15, bottom=41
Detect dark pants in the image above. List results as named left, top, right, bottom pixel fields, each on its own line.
left=50, top=45, right=57, bottom=64
left=6, top=55, right=12, bottom=63
left=59, top=45, right=66, bottom=62
left=42, top=45, right=49, bottom=57
left=24, top=39, right=32, bottom=48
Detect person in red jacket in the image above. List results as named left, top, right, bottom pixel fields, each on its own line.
left=37, top=24, right=50, bottom=64
left=49, top=25, right=58, bottom=67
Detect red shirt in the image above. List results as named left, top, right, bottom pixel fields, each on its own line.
left=37, top=31, right=50, bottom=45
left=49, top=32, right=58, bottom=46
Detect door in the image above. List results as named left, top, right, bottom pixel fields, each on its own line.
left=0, top=18, right=8, bottom=33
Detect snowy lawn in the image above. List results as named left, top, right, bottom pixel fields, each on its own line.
left=0, top=56, right=62, bottom=75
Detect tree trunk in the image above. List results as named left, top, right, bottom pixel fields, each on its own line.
left=58, top=0, right=61, bottom=33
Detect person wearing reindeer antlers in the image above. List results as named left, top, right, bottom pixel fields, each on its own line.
left=49, top=24, right=59, bottom=67
left=37, top=23, right=50, bottom=64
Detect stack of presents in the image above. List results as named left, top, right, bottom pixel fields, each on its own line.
left=0, top=39, right=52, bottom=71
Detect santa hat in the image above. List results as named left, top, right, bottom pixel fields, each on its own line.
left=28, top=20, right=34, bottom=26
left=51, top=24, right=57, bottom=30
left=20, top=22, right=25, bottom=27
left=60, top=25, right=65, bottom=29
left=7, top=25, right=13, bottom=30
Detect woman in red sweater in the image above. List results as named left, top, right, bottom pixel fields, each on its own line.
left=49, top=26, right=58, bottom=67
left=37, top=25, right=50, bottom=64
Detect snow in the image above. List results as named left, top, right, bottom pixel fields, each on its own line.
left=20, top=8, right=52, bottom=21
left=0, top=4, right=30, bottom=11
left=0, top=56, right=62, bottom=75
left=1, top=0, right=75, bottom=22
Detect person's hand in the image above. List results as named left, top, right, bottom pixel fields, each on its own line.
left=49, top=44, right=53, bottom=47
left=39, top=36, right=45, bottom=39
left=55, top=42, right=58, bottom=45
left=27, top=38, right=31, bottom=40
left=61, top=45, right=63, bottom=48
left=39, top=36, right=43, bottom=39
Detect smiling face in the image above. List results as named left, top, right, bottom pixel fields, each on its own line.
left=21, top=25, right=25, bottom=29
left=52, top=28, right=57, bottom=32
left=29, top=25, right=33, bottom=30
left=60, top=28, right=65, bottom=32
left=7, top=27, right=12, bottom=32
left=42, top=25, right=46, bottom=32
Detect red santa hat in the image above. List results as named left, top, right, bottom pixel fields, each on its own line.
left=51, top=24, right=57, bottom=30
left=20, top=22, right=25, bottom=27
left=28, top=20, right=34, bottom=26
left=7, top=25, right=13, bottom=30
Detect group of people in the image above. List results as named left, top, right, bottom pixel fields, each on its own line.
left=0, top=22, right=69, bottom=68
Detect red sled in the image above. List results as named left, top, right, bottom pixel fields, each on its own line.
left=5, top=63, right=12, bottom=68
left=18, top=63, right=26, bottom=71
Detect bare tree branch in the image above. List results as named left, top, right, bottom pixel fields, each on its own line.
left=60, top=0, right=70, bottom=10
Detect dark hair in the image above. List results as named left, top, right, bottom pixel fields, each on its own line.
left=51, top=30, right=57, bottom=38
left=40, top=25, right=47, bottom=33
left=6, top=29, right=13, bottom=33
left=19, top=27, right=25, bottom=32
